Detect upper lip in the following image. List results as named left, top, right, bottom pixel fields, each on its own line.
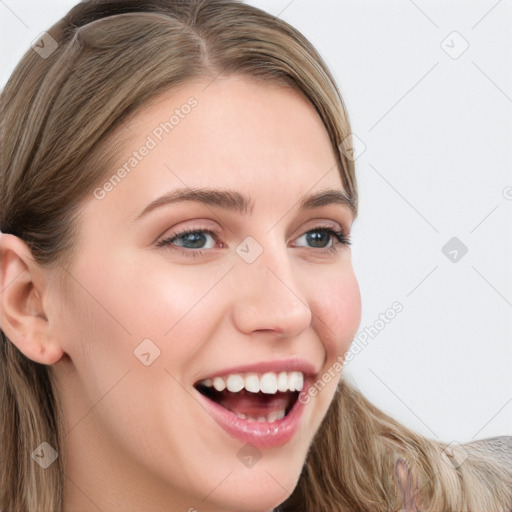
left=195, top=356, right=320, bottom=383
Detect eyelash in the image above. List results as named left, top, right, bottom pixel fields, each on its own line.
left=156, top=224, right=351, bottom=259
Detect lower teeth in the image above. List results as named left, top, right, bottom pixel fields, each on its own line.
left=235, top=410, right=286, bottom=422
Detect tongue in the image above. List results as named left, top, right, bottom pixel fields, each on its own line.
left=217, top=389, right=292, bottom=417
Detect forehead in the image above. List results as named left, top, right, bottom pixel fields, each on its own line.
left=86, top=76, right=348, bottom=222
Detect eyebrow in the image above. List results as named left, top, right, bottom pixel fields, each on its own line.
left=133, top=187, right=356, bottom=221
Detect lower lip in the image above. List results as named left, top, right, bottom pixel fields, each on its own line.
left=195, top=383, right=310, bottom=449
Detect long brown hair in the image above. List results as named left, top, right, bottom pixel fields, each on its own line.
left=1, top=1, right=510, bottom=511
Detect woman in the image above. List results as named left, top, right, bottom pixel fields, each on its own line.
left=0, top=1, right=510, bottom=511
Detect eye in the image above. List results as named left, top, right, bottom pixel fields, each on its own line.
left=294, top=227, right=351, bottom=254
left=156, top=224, right=351, bottom=258
left=156, top=226, right=219, bottom=257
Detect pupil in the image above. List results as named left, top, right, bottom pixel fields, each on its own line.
left=308, top=231, right=328, bottom=248
left=183, top=232, right=205, bottom=248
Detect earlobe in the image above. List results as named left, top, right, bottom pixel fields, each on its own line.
left=0, top=233, right=64, bottom=365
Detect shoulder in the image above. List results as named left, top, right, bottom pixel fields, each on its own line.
left=462, top=435, right=512, bottom=470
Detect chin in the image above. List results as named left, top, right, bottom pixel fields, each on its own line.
left=204, top=476, right=295, bottom=512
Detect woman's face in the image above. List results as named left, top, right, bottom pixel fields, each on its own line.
left=53, top=76, right=361, bottom=511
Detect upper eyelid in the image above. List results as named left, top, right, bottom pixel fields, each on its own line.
left=165, top=222, right=347, bottom=238
left=159, top=223, right=349, bottom=247
left=161, top=217, right=349, bottom=238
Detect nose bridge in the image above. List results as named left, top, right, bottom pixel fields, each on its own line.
left=230, top=234, right=312, bottom=335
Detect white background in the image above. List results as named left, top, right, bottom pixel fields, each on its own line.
left=1, top=0, right=511, bottom=443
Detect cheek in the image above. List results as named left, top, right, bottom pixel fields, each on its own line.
left=62, top=252, right=230, bottom=379
left=120, top=259, right=231, bottom=353
left=66, top=248, right=219, bottom=334
left=294, top=280, right=359, bottom=435
left=310, top=265, right=361, bottom=359
left=302, top=265, right=360, bottom=417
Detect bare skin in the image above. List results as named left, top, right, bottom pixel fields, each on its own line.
left=0, top=76, right=361, bottom=512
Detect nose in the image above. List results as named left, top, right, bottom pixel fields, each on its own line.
left=230, top=240, right=312, bottom=337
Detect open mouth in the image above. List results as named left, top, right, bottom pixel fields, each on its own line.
left=194, top=371, right=303, bottom=423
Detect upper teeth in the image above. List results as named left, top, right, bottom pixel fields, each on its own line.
left=200, top=371, right=304, bottom=394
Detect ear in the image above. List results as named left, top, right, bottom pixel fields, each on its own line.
left=0, top=233, right=64, bottom=365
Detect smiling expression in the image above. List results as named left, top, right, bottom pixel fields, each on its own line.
left=53, top=75, right=362, bottom=512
